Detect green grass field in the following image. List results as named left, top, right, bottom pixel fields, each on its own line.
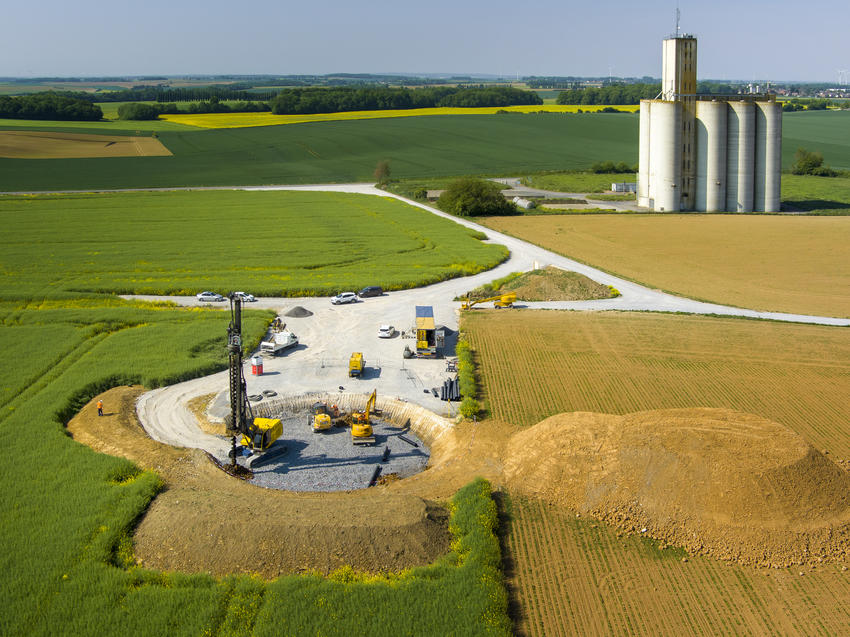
left=0, top=189, right=512, bottom=635
left=2, top=110, right=846, bottom=193
left=782, top=110, right=850, bottom=170
left=0, top=114, right=639, bottom=191
left=0, top=190, right=507, bottom=297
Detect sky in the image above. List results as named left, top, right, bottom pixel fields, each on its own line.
left=2, top=0, right=848, bottom=82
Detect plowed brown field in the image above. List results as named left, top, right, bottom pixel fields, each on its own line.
left=464, top=310, right=850, bottom=635
left=465, top=310, right=850, bottom=458
left=0, top=130, right=172, bottom=158
left=507, top=495, right=850, bottom=636
left=480, top=214, right=850, bottom=318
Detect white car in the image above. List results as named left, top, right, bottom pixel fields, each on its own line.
left=331, top=292, right=358, bottom=305
left=233, top=291, right=256, bottom=302
left=196, top=291, right=225, bottom=302
left=378, top=325, right=396, bottom=338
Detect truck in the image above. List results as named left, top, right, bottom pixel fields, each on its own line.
left=415, top=306, right=444, bottom=357
left=349, top=352, right=364, bottom=377
left=260, top=329, right=298, bottom=355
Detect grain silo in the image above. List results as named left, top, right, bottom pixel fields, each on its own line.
left=638, top=33, right=782, bottom=212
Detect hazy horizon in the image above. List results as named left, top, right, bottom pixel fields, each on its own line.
left=4, top=0, right=848, bottom=83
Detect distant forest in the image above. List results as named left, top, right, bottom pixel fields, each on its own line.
left=270, top=86, right=543, bottom=114
left=556, top=82, right=741, bottom=105
left=0, top=93, right=102, bottom=120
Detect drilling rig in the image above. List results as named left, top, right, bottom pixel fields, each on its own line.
left=226, top=293, right=283, bottom=468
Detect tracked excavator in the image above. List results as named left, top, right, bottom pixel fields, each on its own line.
left=350, top=389, right=377, bottom=446
left=461, top=292, right=516, bottom=310
left=226, top=293, right=283, bottom=467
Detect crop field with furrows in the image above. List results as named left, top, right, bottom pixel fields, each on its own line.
left=782, top=110, right=850, bottom=170
left=0, top=114, right=640, bottom=191
left=505, top=495, right=850, bottom=636
left=463, top=311, right=850, bottom=457
left=479, top=214, right=850, bottom=317
left=0, top=190, right=506, bottom=296
left=158, top=104, right=641, bottom=128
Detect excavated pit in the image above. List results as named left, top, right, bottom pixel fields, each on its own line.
left=208, top=392, right=452, bottom=492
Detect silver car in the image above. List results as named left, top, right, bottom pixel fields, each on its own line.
left=233, top=291, right=256, bottom=302
left=196, top=291, right=225, bottom=302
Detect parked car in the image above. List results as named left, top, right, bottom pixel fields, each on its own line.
left=358, top=286, right=383, bottom=298
left=196, top=291, right=225, bottom=302
left=331, top=292, right=358, bottom=305
left=233, top=291, right=256, bottom=302
left=378, top=325, right=396, bottom=339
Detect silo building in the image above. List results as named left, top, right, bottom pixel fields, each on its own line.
left=638, top=34, right=782, bottom=212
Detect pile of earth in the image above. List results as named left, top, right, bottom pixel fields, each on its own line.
left=461, top=266, right=614, bottom=303
left=503, top=408, right=850, bottom=567
left=502, top=266, right=614, bottom=301
left=285, top=305, right=313, bottom=318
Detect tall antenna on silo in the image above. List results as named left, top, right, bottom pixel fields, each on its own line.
left=675, top=4, right=681, bottom=37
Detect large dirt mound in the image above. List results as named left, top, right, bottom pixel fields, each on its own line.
left=504, top=408, right=850, bottom=567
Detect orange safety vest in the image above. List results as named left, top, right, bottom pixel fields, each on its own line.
left=97, top=400, right=103, bottom=409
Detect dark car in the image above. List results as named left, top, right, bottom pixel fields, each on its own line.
left=357, top=286, right=383, bottom=298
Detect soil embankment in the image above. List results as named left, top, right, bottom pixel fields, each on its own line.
left=504, top=408, right=850, bottom=567
left=67, top=386, right=452, bottom=578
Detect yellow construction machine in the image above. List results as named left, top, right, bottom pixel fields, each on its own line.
left=351, top=389, right=377, bottom=445
left=309, top=402, right=333, bottom=432
left=240, top=417, right=283, bottom=451
left=461, top=292, right=516, bottom=310
left=349, top=352, right=364, bottom=378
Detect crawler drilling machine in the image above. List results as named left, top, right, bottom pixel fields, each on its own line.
left=226, top=293, right=282, bottom=467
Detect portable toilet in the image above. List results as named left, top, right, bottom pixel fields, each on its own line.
left=251, top=355, right=263, bottom=375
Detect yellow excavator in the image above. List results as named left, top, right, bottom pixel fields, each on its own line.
left=461, top=291, right=516, bottom=310
left=351, top=389, right=377, bottom=445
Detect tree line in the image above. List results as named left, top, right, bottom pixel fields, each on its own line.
left=270, top=86, right=542, bottom=115
left=117, top=97, right=269, bottom=120
left=556, top=82, right=742, bottom=105
left=0, top=93, right=102, bottom=121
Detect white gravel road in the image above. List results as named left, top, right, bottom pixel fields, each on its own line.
left=132, top=183, right=849, bottom=457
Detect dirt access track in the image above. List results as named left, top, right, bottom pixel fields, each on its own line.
left=69, top=385, right=512, bottom=578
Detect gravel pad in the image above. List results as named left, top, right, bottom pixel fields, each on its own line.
left=215, top=413, right=429, bottom=492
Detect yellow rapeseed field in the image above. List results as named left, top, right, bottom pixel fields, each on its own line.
left=160, top=104, right=639, bottom=129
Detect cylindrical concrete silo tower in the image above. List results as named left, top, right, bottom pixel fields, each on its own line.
left=754, top=100, right=782, bottom=212
left=638, top=101, right=652, bottom=208
left=726, top=101, right=755, bottom=213
left=695, top=100, right=728, bottom=211
left=648, top=100, right=682, bottom=212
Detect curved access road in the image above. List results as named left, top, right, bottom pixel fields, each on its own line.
left=132, top=182, right=848, bottom=456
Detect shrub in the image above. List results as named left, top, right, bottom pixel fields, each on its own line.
left=791, top=148, right=838, bottom=177
left=459, top=396, right=481, bottom=418
left=437, top=178, right=517, bottom=217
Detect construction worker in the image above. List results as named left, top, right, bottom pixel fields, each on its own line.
left=97, top=400, right=103, bottom=417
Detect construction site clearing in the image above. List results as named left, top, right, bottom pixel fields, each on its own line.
left=212, top=402, right=429, bottom=492
left=71, top=385, right=850, bottom=578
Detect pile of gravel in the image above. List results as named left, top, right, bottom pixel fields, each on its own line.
left=285, top=306, right=313, bottom=318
